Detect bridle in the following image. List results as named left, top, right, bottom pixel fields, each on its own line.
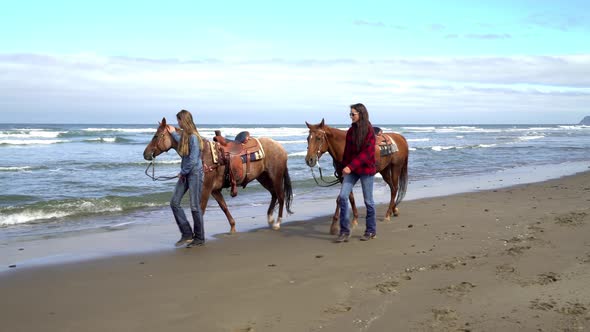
left=308, top=129, right=340, bottom=187
left=144, top=129, right=179, bottom=181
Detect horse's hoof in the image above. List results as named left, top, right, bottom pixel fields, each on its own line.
left=382, top=216, right=391, bottom=222
left=330, top=227, right=339, bottom=235
left=272, top=223, right=281, bottom=230
left=393, top=208, right=399, bottom=217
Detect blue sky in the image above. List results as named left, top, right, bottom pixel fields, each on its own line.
left=1, top=0, right=589, bottom=124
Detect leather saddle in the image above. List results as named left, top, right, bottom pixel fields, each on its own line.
left=373, top=127, right=398, bottom=157
left=213, top=130, right=265, bottom=197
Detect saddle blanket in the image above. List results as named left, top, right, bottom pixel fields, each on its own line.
left=377, top=135, right=398, bottom=156
left=241, top=150, right=264, bottom=163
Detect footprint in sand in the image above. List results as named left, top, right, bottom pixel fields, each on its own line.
left=323, top=304, right=352, bottom=314
left=576, top=253, right=590, bottom=263
left=495, top=264, right=517, bottom=280
left=527, top=223, right=545, bottom=233
left=434, top=282, right=476, bottom=297
left=233, top=323, right=256, bottom=332
left=432, top=308, right=458, bottom=322
left=530, top=299, right=588, bottom=317
left=557, top=302, right=588, bottom=316
left=554, top=211, right=589, bottom=226
left=517, top=272, right=561, bottom=286
left=417, top=308, right=470, bottom=331
left=422, top=308, right=460, bottom=330
left=375, top=280, right=399, bottom=294
left=505, top=245, right=531, bottom=256
left=503, top=235, right=538, bottom=244
left=429, top=260, right=462, bottom=271
left=529, top=299, right=557, bottom=311
left=536, top=272, right=560, bottom=285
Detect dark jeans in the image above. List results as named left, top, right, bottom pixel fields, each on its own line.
left=338, top=173, right=376, bottom=236
left=170, top=170, right=204, bottom=240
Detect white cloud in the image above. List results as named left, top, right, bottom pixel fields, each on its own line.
left=0, top=53, right=588, bottom=124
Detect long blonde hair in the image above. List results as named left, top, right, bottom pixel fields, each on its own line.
left=176, top=109, right=204, bottom=156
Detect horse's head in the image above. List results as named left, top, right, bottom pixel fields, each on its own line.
left=143, top=117, right=178, bottom=160
left=305, top=118, right=329, bottom=167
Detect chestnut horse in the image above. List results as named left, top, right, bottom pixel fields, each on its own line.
left=305, top=119, right=409, bottom=235
left=143, top=118, right=293, bottom=233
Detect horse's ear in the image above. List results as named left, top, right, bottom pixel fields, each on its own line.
left=305, top=121, right=311, bottom=129
left=320, top=118, right=325, bottom=127
left=161, top=117, right=167, bottom=126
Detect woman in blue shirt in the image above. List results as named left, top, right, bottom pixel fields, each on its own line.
left=166, top=109, right=205, bottom=248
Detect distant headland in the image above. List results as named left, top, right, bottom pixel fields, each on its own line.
left=580, top=116, right=590, bottom=125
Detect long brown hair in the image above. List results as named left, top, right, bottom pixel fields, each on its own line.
left=176, top=109, right=204, bottom=156
left=350, top=103, right=372, bottom=150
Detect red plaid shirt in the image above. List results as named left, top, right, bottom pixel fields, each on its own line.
left=342, top=123, right=376, bottom=175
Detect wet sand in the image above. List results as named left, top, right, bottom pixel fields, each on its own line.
left=1, top=171, right=590, bottom=331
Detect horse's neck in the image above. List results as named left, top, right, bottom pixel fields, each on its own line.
left=325, top=126, right=347, bottom=162
left=168, top=130, right=179, bottom=151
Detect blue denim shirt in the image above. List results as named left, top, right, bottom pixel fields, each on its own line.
left=170, top=132, right=202, bottom=176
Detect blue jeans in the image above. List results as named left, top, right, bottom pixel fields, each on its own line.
left=170, top=169, right=204, bottom=240
left=338, top=173, right=376, bottom=236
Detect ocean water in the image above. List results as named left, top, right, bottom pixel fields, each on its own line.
left=1, top=123, right=590, bottom=265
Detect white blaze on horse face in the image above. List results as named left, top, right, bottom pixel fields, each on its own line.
left=309, top=132, right=324, bottom=156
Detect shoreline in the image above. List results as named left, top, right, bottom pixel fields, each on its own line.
left=1, top=170, right=590, bottom=331
left=1, top=160, right=589, bottom=273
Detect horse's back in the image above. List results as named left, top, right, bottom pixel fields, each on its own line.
left=259, top=137, right=288, bottom=160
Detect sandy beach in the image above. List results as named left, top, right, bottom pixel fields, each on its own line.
left=1, top=171, right=590, bottom=331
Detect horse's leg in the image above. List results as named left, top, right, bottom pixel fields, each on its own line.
left=391, top=165, right=401, bottom=217
left=257, top=173, right=279, bottom=229
left=268, top=194, right=279, bottom=229
left=271, top=171, right=286, bottom=231
left=211, top=190, right=237, bottom=233
left=349, top=191, right=358, bottom=229
left=331, top=190, right=358, bottom=234
left=380, top=164, right=399, bottom=221
left=331, top=197, right=340, bottom=235
left=380, top=166, right=393, bottom=221
left=200, top=186, right=211, bottom=215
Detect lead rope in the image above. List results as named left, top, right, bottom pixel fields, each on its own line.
left=144, top=154, right=179, bottom=181
left=309, top=136, right=340, bottom=187
left=310, top=161, right=340, bottom=187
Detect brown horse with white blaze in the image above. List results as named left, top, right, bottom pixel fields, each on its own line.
left=143, top=118, right=293, bottom=233
left=305, top=119, right=409, bottom=235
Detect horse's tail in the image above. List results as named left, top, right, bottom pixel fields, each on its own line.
left=283, top=168, right=294, bottom=214
left=395, top=156, right=408, bottom=207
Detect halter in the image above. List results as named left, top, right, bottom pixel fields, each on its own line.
left=308, top=129, right=340, bottom=187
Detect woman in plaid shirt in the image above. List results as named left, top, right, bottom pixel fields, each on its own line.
left=335, top=103, right=377, bottom=243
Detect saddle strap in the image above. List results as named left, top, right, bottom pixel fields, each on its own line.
left=209, top=141, right=219, bottom=164
left=241, top=138, right=265, bottom=187
left=253, top=137, right=265, bottom=159
left=243, top=150, right=250, bottom=187
left=385, top=135, right=399, bottom=153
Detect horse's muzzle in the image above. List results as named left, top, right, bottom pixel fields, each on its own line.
left=143, top=151, right=154, bottom=161
left=305, top=157, right=317, bottom=167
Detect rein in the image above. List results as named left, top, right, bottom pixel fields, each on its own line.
left=308, top=130, right=340, bottom=187
left=144, top=156, right=179, bottom=181
left=144, top=130, right=179, bottom=181
left=309, top=162, right=341, bottom=187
